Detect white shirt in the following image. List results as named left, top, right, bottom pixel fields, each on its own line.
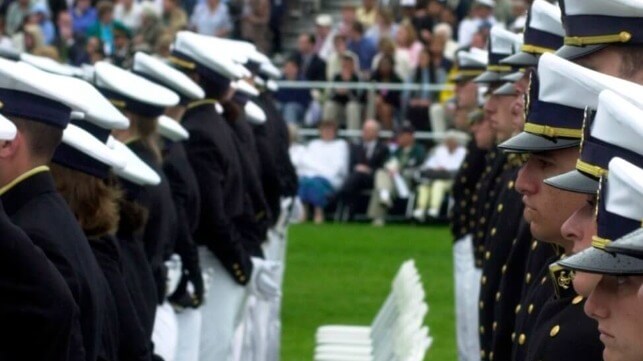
left=114, top=2, right=143, bottom=31
left=298, top=138, right=349, bottom=189
left=457, top=15, right=497, bottom=47
left=422, top=144, right=467, bottom=172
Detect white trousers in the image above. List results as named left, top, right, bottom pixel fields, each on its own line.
left=174, top=308, right=202, bottom=361
left=198, top=248, right=249, bottom=361
left=153, top=302, right=179, bottom=361
left=454, top=234, right=482, bottom=361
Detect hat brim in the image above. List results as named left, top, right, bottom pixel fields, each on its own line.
left=473, top=71, right=506, bottom=83
left=500, top=52, right=538, bottom=67
left=501, top=71, right=525, bottom=83
left=453, top=73, right=481, bottom=83
left=492, top=83, right=517, bottom=96
left=555, top=45, right=609, bottom=61
left=498, top=131, right=580, bottom=153
left=558, top=245, right=643, bottom=276
left=606, top=229, right=643, bottom=259
left=544, top=169, right=598, bottom=194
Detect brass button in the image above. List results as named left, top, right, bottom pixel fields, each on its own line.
left=482, top=276, right=487, bottom=285
left=239, top=275, right=247, bottom=282
left=528, top=304, right=534, bottom=314
left=501, top=264, right=507, bottom=274
left=480, top=326, right=485, bottom=334
left=481, top=350, right=486, bottom=358
left=515, top=304, right=521, bottom=314
left=508, top=180, right=515, bottom=189
left=525, top=273, right=532, bottom=284
left=491, top=227, right=497, bottom=236
left=511, top=332, right=516, bottom=342
left=460, top=215, right=466, bottom=221
left=233, top=263, right=240, bottom=270
left=461, top=200, right=467, bottom=207
left=512, top=238, right=517, bottom=246
left=473, top=195, right=479, bottom=202
left=486, top=166, right=491, bottom=172
left=550, top=325, right=560, bottom=337
left=461, top=176, right=467, bottom=183
left=489, top=352, right=494, bottom=360
left=497, top=203, right=504, bottom=212
left=493, top=321, right=498, bottom=331
left=481, top=217, right=487, bottom=224
left=572, top=295, right=584, bottom=305
left=541, top=276, right=548, bottom=285
left=480, top=301, right=485, bottom=309
left=495, top=291, right=501, bottom=301
left=485, top=203, right=490, bottom=209
left=531, top=240, right=538, bottom=250
left=485, top=251, right=491, bottom=260
left=518, top=333, right=526, bottom=345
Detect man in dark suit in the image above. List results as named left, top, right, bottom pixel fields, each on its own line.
left=338, top=119, right=389, bottom=218
left=291, top=33, right=327, bottom=82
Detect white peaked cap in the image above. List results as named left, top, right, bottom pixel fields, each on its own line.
left=490, top=26, right=523, bottom=55
left=607, top=157, right=643, bottom=221
left=266, top=79, right=279, bottom=92
left=244, top=101, right=267, bottom=125
left=62, top=123, right=127, bottom=170
left=476, top=0, right=494, bottom=8
left=529, top=0, right=564, bottom=36
left=591, top=90, right=643, bottom=158
left=538, top=53, right=643, bottom=110
left=0, top=113, right=16, bottom=140
left=232, top=79, right=259, bottom=97
left=0, top=59, right=129, bottom=129
left=564, top=0, right=643, bottom=17
left=20, top=53, right=82, bottom=77
left=133, top=52, right=204, bottom=100
left=107, top=136, right=161, bottom=186
left=458, top=48, right=489, bottom=67
left=157, top=115, right=189, bottom=142
left=254, top=76, right=265, bottom=87
left=94, top=61, right=179, bottom=108
left=173, top=31, right=249, bottom=79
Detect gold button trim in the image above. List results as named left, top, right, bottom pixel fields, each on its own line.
left=489, top=352, right=494, bottom=360
left=491, top=228, right=497, bottom=236
left=550, top=325, right=560, bottom=337
left=495, top=291, right=501, bottom=301
left=497, top=203, right=504, bottom=212
left=572, top=295, right=584, bottom=305
left=508, top=180, right=515, bottom=189
left=485, top=251, right=491, bottom=260
left=518, top=333, right=526, bottom=345
left=515, top=304, right=521, bottom=314
left=493, top=322, right=498, bottom=331
left=511, top=332, right=516, bottom=342
left=482, top=276, right=487, bottom=285
left=531, top=241, right=538, bottom=250
left=480, top=301, right=485, bottom=309
left=501, top=264, right=507, bottom=274
left=525, top=273, right=532, bottom=284
left=541, top=276, right=547, bottom=285
left=528, top=304, right=534, bottom=314
left=480, top=326, right=485, bottom=334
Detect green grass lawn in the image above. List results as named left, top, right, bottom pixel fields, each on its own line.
left=281, top=223, right=456, bottom=361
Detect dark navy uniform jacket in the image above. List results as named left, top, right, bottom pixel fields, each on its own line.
left=0, top=170, right=106, bottom=361
left=450, top=140, right=488, bottom=240
left=0, top=200, right=79, bottom=361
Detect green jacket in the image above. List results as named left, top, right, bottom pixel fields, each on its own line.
left=393, top=143, right=426, bottom=170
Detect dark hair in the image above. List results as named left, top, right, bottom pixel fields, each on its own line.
left=614, top=44, right=643, bottom=79
left=351, top=21, right=364, bottom=35
left=10, top=117, right=63, bottom=162
left=96, top=0, right=114, bottom=17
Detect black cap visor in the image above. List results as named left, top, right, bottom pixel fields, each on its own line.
left=544, top=169, right=599, bottom=194
left=499, top=131, right=580, bottom=153
left=558, top=246, right=643, bottom=275
left=606, top=229, right=643, bottom=259
left=500, top=51, right=538, bottom=67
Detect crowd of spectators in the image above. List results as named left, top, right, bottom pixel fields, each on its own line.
left=274, top=0, right=527, bottom=133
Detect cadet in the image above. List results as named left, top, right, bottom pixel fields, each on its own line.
left=169, top=31, right=279, bottom=360
left=0, top=59, right=107, bottom=361
left=557, top=158, right=643, bottom=361
left=0, top=113, right=78, bottom=361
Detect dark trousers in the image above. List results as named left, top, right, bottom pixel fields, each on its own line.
left=338, top=172, right=375, bottom=215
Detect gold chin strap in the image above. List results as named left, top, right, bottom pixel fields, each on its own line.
left=168, top=56, right=196, bottom=70
left=109, top=99, right=126, bottom=109
left=565, top=31, right=632, bottom=46
left=591, top=235, right=611, bottom=250
left=486, top=65, right=512, bottom=72
left=576, top=159, right=607, bottom=178
left=521, top=44, right=556, bottom=54
left=186, top=99, right=218, bottom=110
left=523, top=122, right=582, bottom=138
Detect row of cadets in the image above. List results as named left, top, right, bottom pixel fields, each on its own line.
left=168, top=30, right=282, bottom=360
left=0, top=57, right=113, bottom=361
left=496, top=1, right=643, bottom=356
left=131, top=51, right=208, bottom=361
left=467, top=24, right=529, bottom=361
left=449, top=45, right=489, bottom=361
left=0, top=110, right=79, bottom=360
left=479, top=1, right=568, bottom=359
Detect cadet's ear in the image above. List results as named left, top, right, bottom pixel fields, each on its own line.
left=0, top=133, right=22, bottom=160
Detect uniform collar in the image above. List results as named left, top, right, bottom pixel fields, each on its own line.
left=0, top=166, right=50, bottom=196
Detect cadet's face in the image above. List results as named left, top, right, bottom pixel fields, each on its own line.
left=585, top=274, right=643, bottom=361
left=471, top=118, right=494, bottom=150
left=516, top=148, right=586, bottom=250
left=485, top=93, right=517, bottom=143
left=455, top=81, right=478, bottom=109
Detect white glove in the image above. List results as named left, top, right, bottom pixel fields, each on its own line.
left=165, top=254, right=182, bottom=297
left=250, top=257, right=282, bottom=301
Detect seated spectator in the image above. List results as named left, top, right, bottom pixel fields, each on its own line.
left=162, top=0, right=188, bottom=35
left=428, top=36, right=452, bottom=85
left=433, top=22, right=457, bottom=61
left=336, top=5, right=356, bottom=37
left=313, top=14, right=334, bottom=61
left=371, top=54, right=402, bottom=130
left=112, top=23, right=132, bottom=67
left=326, top=34, right=359, bottom=81
left=394, top=22, right=423, bottom=69
left=0, top=18, right=14, bottom=49
left=337, top=119, right=389, bottom=218
left=85, top=36, right=105, bottom=63
left=457, top=0, right=496, bottom=47
left=297, top=120, right=349, bottom=224
left=356, top=0, right=377, bottom=28
left=368, top=123, right=425, bottom=226
left=274, top=59, right=312, bottom=125
left=413, top=130, right=466, bottom=220
left=288, top=123, right=306, bottom=174
left=365, top=8, right=398, bottom=45
left=154, top=31, right=173, bottom=57
left=133, top=3, right=163, bottom=53
left=291, top=33, right=326, bottom=81
left=190, top=0, right=232, bottom=37
left=28, top=2, right=55, bottom=44
left=5, top=0, right=31, bottom=36
left=241, top=0, right=270, bottom=54
left=86, top=1, right=127, bottom=56
left=407, top=47, right=437, bottom=131
left=53, top=10, right=84, bottom=64
left=347, top=21, right=377, bottom=76
left=114, top=0, right=143, bottom=32
left=323, top=55, right=363, bottom=130
left=12, top=23, right=45, bottom=53
left=371, top=37, right=412, bottom=81
left=410, top=0, right=433, bottom=44
left=71, top=0, right=98, bottom=35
